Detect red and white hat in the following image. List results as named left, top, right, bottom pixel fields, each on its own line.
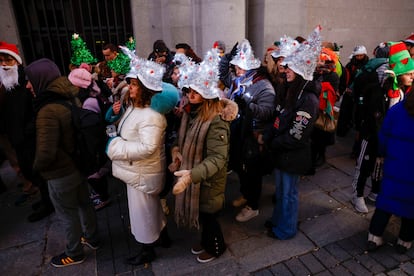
left=0, top=41, right=22, bottom=64
left=403, top=33, right=414, bottom=45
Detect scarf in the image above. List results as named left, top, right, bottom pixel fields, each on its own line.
left=228, top=70, right=257, bottom=100
left=174, top=107, right=215, bottom=229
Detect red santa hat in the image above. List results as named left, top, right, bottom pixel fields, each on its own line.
left=0, top=41, right=22, bottom=64
left=403, top=33, right=414, bottom=45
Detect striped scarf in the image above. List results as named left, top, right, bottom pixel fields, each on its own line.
left=174, top=110, right=214, bottom=229
left=228, top=70, right=256, bottom=100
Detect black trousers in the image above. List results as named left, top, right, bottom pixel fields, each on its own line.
left=238, top=169, right=262, bottom=210
left=369, top=208, right=414, bottom=242
left=352, top=138, right=380, bottom=197
left=199, top=211, right=226, bottom=257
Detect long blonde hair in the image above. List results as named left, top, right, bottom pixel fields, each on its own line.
left=197, top=98, right=223, bottom=122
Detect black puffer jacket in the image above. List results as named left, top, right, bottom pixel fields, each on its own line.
left=266, top=78, right=320, bottom=175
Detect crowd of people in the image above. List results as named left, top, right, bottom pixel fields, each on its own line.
left=0, top=27, right=413, bottom=268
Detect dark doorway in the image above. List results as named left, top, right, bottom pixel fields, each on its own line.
left=12, top=0, right=133, bottom=75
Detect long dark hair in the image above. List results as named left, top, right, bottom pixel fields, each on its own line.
left=285, top=73, right=308, bottom=111
left=125, top=77, right=157, bottom=107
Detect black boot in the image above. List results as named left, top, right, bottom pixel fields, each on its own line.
left=156, top=226, right=172, bottom=248
left=126, top=244, right=155, bottom=265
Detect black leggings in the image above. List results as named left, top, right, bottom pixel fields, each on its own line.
left=369, top=208, right=414, bottom=242
left=352, top=138, right=380, bottom=197
left=200, top=212, right=226, bottom=257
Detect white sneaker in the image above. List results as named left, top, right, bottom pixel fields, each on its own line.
left=367, top=192, right=378, bottom=202
left=352, top=196, right=368, bottom=213
left=235, top=206, right=259, bottom=222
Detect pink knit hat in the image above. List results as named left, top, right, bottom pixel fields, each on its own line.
left=68, top=68, right=92, bottom=88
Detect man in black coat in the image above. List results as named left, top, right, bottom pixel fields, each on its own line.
left=0, top=41, right=54, bottom=221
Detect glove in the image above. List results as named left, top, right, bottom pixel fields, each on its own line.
left=372, top=157, right=384, bottom=181
left=173, top=170, right=192, bottom=195
left=230, top=42, right=239, bottom=58
left=171, top=146, right=183, bottom=163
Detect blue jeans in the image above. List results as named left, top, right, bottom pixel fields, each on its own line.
left=270, top=169, right=300, bottom=240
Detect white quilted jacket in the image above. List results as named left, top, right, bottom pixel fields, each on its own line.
left=107, top=106, right=167, bottom=194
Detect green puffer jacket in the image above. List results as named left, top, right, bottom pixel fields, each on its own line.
left=33, top=77, right=80, bottom=180
left=190, top=99, right=238, bottom=213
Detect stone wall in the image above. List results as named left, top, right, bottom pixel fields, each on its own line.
left=1, top=0, right=413, bottom=64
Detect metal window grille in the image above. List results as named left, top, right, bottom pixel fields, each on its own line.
left=12, top=0, right=133, bottom=75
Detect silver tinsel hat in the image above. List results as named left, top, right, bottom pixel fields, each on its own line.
left=271, top=35, right=300, bottom=59
left=176, top=48, right=221, bottom=99
left=173, top=53, right=197, bottom=89
left=121, top=46, right=165, bottom=91
left=230, top=39, right=261, bottom=70
left=282, top=26, right=322, bottom=81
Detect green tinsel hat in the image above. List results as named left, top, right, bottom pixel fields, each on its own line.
left=125, top=36, right=136, bottom=51
left=70, top=33, right=97, bottom=66
left=107, top=37, right=135, bottom=75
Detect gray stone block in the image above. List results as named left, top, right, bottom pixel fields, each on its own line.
left=328, top=264, right=353, bottom=275
left=337, top=237, right=365, bottom=256
left=324, top=243, right=352, bottom=262
left=386, top=268, right=409, bottom=276
left=367, top=244, right=400, bottom=269
left=269, top=263, right=293, bottom=275
left=0, top=240, right=44, bottom=276
left=299, top=253, right=325, bottom=274
left=342, top=258, right=371, bottom=275
left=299, top=191, right=342, bottom=221
left=284, top=257, right=310, bottom=275
left=312, top=247, right=339, bottom=269
left=300, top=208, right=369, bottom=247
left=354, top=253, right=385, bottom=274
left=252, top=269, right=273, bottom=276
left=235, top=232, right=314, bottom=272
left=400, top=262, right=414, bottom=275
left=314, top=270, right=333, bottom=276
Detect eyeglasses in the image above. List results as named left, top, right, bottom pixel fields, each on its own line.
left=0, top=57, right=16, bottom=66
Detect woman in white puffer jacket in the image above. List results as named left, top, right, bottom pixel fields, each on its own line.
left=106, top=58, right=175, bottom=265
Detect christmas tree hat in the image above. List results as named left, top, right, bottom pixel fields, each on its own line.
left=125, top=36, right=136, bottom=51
left=70, top=33, right=97, bottom=66
left=107, top=37, right=135, bottom=75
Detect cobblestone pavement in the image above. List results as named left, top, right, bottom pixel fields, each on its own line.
left=0, top=133, right=413, bottom=275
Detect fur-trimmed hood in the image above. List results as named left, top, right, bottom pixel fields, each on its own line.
left=219, top=98, right=238, bottom=122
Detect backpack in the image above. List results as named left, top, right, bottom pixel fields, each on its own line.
left=352, top=58, right=388, bottom=131
left=57, top=98, right=107, bottom=176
